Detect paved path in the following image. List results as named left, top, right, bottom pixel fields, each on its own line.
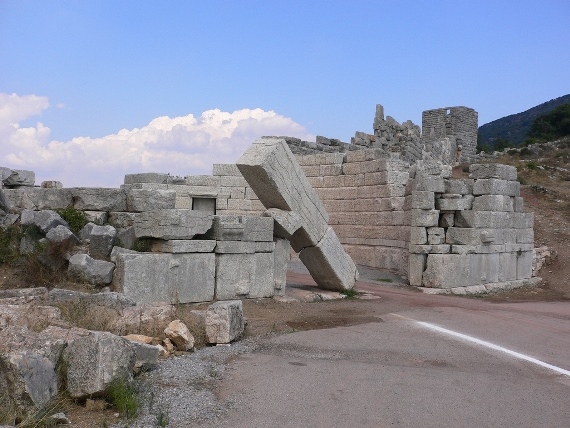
left=209, top=267, right=570, bottom=428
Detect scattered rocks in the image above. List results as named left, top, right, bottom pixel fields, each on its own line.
left=164, top=320, right=194, bottom=351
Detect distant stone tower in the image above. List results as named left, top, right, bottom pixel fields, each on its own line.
left=420, top=106, right=478, bottom=164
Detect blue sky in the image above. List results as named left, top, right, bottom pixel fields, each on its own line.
left=1, top=1, right=569, bottom=187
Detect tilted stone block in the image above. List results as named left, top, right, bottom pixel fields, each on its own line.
left=68, top=254, right=115, bottom=285
left=126, top=189, right=176, bottom=212
left=472, top=179, right=520, bottom=196
left=237, top=137, right=329, bottom=251
left=263, top=208, right=302, bottom=239
left=151, top=240, right=216, bottom=253
left=298, top=227, right=359, bottom=291
left=472, top=195, right=514, bottom=212
left=21, top=209, right=69, bottom=233
left=134, top=209, right=213, bottom=240
left=411, top=191, right=435, bottom=209
left=205, top=300, right=245, bottom=344
left=469, top=163, right=517, bottom=181
left=3, top=169, right=35, bottom=187
left=72, top=188, right=127, bottom=211
left=113, top=252, right=215, bottom=303
left=436, top=195, right=474, bottom=211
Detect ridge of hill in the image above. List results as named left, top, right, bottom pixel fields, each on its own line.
left=478, top=94, right=570, bottom=149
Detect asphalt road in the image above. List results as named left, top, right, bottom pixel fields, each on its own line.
left=207, top=267, right=570, bottom=428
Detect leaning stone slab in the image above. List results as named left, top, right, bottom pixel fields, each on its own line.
left=263, top=208, right=303, bottom=239
left=298, top=227, right=359, bottom=291
left=63, top=331, right=135, bottom=398
left=469, top=163, right=517, bottom=181
left=71, top=188, right=127, bottom=211
left=68, top=253, right=115, bottom=285
left=205, top=300, right=245, bottom=344
left=151, top=239, right=216, bottom=253
left=236, top=137, right=329, bottom=251
left=134, top=209, right=213, bottom=240
left=126, top=189, right=176, bottom=212
left=113, top=252, right=215, bottom=304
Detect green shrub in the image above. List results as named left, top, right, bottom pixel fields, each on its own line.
left=526, top=161, right=538, bottom=170
left=56, top=208, right=88, bottom=234
left=105, top=377, right=140, bottom=419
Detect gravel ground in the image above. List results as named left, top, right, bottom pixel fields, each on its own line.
left=120, top=339, right=260, bottom=428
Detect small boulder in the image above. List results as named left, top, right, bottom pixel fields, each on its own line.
left=205, top=300, right=245, bottom=344
left=89, top=225, right=117, bottom=259
left=21, top=209, right=69, bottom=234
left=164, top=320, right=194, bottom=351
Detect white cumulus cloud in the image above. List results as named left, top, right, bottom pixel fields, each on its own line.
left=0, top=93, right=314, bottom=187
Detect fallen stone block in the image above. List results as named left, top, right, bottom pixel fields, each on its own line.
left=68, top=254, right=115, bottom=285
left=164, top=320, right=194, bottom=351
left=205, top=300, right=245, bottom=344
left=45, top=224, right=80, bottom=247
left=89, top=225, right=117, bottom=259
left=298, top=227, right=359, bottom=291
left=134, top=209, right=213, bottom=240
left=63, top=331, right=135, bottom=398
left=469, top=163, right=517, bottom=181
left=109, top=303, right=175, bottom=336
left=237, top=137, right=329, bottom=251
left=21, top=209, right=69, bottom=234
left=126, top=340, right=160, bottom=371
left=113, top=252, right=215, bottom=304
left=126, top=189, right=176, bottom=212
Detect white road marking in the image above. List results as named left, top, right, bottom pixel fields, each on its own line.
left=389, top=313, right=570, bottom=377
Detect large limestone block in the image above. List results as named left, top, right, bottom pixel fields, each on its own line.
left=413, top=174, right=445, bottom=193
left=436, top=195, right=474, bottom=211
left=263, top=208, right=302, bottom=239
left=62, top=331, right=135, bottom=398
left=298, top=227, right=359, bottom=291
left=469, top=163, right=517, bottom=181
left=215, top=241, right=257, bottom=254
left=3, top=188, right=73, bottom=211
left=215, top=253, right=275, bottom=299
left=411, top=191, right=435, bottom=209
left=236, top=137, right=329, bottom=252
left=422, top=253, right=501, bottom=288
left=455, top=211, right=511, bottom=228
left=21, top=209, right=69, bottom=233
left=444, top=179, right=473, bottom=195
left=411, top=209, right=439, bottom=227
left=472, top=195, right=514, bottom=212
left=207, top=215, right=273, bottom=242
left=126, top=189, right=176, bottom=212
left=71, top=188, right=127, bottom=211
left=113, top=252, right=215, bottom=303
left=134, top=209, right=213, bottom=239
left=472, top=179, right=520, bottom=196
left=205, top=300, right=245, bottom=344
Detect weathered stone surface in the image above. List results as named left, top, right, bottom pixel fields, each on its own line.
left=45, top=225, right=80, bottom=247
left=472, top=179, right=520, bottom=196
left=134, top=209, right=213, bottom=240
left=410, top=191, right=435, bottom=209
left=124, top=173, right=184, bottom=185
left=455, top=211, right=510, bottom=228
left=0, top=350, right=58, bottom=415
left=63, top=331, right=135, bottom=398
left=126, top=189, right=176, bottom=212
left=68, top=254, right=115, bottom=285
left=263, top=208, right=303, bottom=239
left=444, top=179, right=473, bottom=195
left=3, top=188, right=73, bottom=211
left=472, top=195, right=514, bottom=212
left=0, top=304, right=61, bottom=329
left=41, top=181, right=63, bottom=189
left=164, top=320, right=194, bottom=351
left=408, top=253, right=426, bottom=286
left=71, top=188, right=127, bottom=211
left=151, top=240, right=216, bottom=253
left=126, top=340, right=160, bottom=371
left=243, top=216, right=274, bottom=242
left=422, top=253, right=502, bottom=288
left=46, top=288, right=136, bottom=310
left=413, top=174, right=445, bottom=192
left=113, top=252, right=215, bottom=304
left=469, top=163, right=517, bottom=181
left=89, top=225, right=117, bottom=259
left=21, top=209, right=69, bottom=233
left=273, top=238, right=290, bottom=295
left=84, top=211, right=108, bottom=225
left=3, top=169, right=35, bottom=187
left=205, top=300, right=245, bottom=344
left=435, top=195, right=474, bottom=211
left=109, top=303, right=175, bottom=336
left=215, top=241, right=257, bottom=254
left=410, top=227, right=428, bottom=245
left=298, top=227, right=359, bottom=291
left=237, top=137, right=329, bottom=251
left=427, top=227, right=445, bottom=245
left=215, top=253, right=275, bottom=299
left=110, top=246, right=139, bottom=263
left=411, top=209, right=439, bottom=227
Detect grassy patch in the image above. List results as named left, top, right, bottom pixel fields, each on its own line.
left=56, top=208, right=89, bottom=235
left=105, top=377, right=140, bottom=420
left=340, top=288, right=361, bottom=299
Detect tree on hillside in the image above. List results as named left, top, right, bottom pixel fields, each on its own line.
left=526, top=103, right=570, bottom=144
